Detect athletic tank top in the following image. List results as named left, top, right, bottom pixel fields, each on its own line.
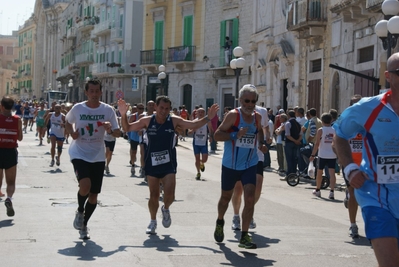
left=222, top=108, right=258, bottom=170
left=143, top=114, right=177, bottom=174
left=50, top=113, right=65, bottom=138
left=318, top=126, right=336, bottom=159
left=0, top=114, right=19, bottom=148
left=193, top=120, right=208, bottom=146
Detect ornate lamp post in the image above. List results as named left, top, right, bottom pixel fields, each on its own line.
left=230, top=46, right=245, bottom=107
left=68, top=79, right=74, bottom=102
left=375, top=0, right=399, bottom=88
left=158, top=64, right=166, bottom=95
left=57, top=81, right=62, bottom=91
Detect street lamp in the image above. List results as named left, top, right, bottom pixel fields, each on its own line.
left=68, top=79, right=73, bottom=89
left=158, top=64, right=166, bottom=95
left=57, top=81, right=62, bottom=91
left=375, top=0, right=399, bottom=88
left=230, top=46, right=245, bottom=107
left=48, top=83, right=52, bottom=91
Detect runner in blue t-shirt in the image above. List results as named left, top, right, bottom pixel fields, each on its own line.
left=333, top=52, right=399, bottom=266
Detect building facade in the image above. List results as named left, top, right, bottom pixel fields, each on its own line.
left=16, top=17, right=37, bottom=100
left=0, top=33, right=19, bottom=99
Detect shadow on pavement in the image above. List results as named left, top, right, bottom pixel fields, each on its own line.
left=218, top=243, right=276, bottom=267
left=58, top=241, right=131, bottom=261
left=233, top=231, right=280, bottom=249
left=143, top=234, right=221, bottom=254
left=345, top=236, right=373, bottom=247
left=0, top=219, right=14, bottom=228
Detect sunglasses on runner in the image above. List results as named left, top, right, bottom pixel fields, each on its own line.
left=244, top=99, right=257, bottom=104
left=388, top=69, right=399, bottom=76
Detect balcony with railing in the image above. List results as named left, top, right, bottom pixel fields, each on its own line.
left=287, top=0, right=328, bottom=32
left=166, top=45, right=196, bottom=70
left=77, top=18, right=95, bottom=32
left=75, top=53, right=94, bottom=65
left=113, top=0, right=125, bottom=5
left=67, top=27, right=77, bottom=39
left=331, top=0, right=382, bottom=21
left=141, top=49, right=165, bottom=65
left=92, top=20, right=111, bottom=36
left=110, top=28, right=123, bottom=43
left=91, top=62, right=109, bottom=76
left=93, top=0, right=107, bottom=7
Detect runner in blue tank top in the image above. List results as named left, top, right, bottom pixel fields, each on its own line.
left=118, top=96, right=219, bottom=235
left=334, top=52, right=399, bottom=265
left=213, top=84, right=266, bottom=249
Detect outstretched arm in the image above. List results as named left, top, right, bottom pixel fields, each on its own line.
left=118, top=99, right=148, bottom=132
left=174, top=104, right=219, bottom=130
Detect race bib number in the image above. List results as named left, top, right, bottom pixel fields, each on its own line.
left=349, top=139, right=362, bottom=153
left=376, top=155, right=399, bottom=184
left=151, top=150, right=170, bottom=166
left=236, top=134, right=255, bottom=149
left=194, top=132, right=206, bottom=146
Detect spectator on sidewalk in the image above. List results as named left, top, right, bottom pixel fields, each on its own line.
left=284, top=110, right=302, bottom=178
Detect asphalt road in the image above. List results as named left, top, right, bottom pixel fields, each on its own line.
left=0, top=130, right=377, bottom=267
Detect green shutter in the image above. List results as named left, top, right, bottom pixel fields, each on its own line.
left=80, top=67, right=85, bottom=80
left=183, top=15, right=193, bottom=61
left=155, top=21, right=164, bottom=64
left=111, top=51, right=114, bottom=62
left=232, top=18, right=239, bottom=50
left=220, top=21, right=226, bottom=67
left=183, top=15, right=193, bottom=46
left=119, top=51, right=122, bottom=64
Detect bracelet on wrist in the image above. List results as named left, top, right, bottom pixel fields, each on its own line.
left=205, top=116, right=211, bottom=122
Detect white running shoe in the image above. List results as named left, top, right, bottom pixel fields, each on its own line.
left=161, top=205, right=171, bottom=228
left=73, top=210, right=84, bottom=230
left=79, top=226, right=90, bottom=240
left=231, top=215, right=241, bottom=230
left=146, top=221, right=157, bottom=234
left=312, top=189, right=321, bottom=197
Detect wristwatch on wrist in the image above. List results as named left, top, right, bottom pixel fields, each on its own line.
left=108, top=129, right=113, bottom=135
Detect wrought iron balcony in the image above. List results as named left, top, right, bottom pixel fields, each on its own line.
left=140, top=49, right=166, bottom=65
left=286, top=0, right=328, bottom=32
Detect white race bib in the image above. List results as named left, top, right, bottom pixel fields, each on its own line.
left=376, top=155, right=399, bottom=184
left=151, top=150, right=170, bottom=166
left=349, top=139, right=362, bottom=153
left=236, top=134, right=255, bottom=149
left=194, top=132, right=206, bottom=146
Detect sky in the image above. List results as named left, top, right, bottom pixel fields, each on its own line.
left=0, top=0, right=35, bottom=35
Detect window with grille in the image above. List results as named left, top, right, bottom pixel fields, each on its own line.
left=310, top=59, right=322, bottom=73
left=358, top=46, right=374, bottom=63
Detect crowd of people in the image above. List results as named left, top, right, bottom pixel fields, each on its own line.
left=3, top=51, right=399, bottom=263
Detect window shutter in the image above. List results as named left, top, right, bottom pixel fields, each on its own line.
left=183, top=15, right=193, bottom=46
left=232, top=18, right=239, bottom=49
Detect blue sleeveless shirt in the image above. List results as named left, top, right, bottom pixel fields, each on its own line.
left=222, top=108, right=259, bottom=170
left=143, top=114, right=177, bottom=176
